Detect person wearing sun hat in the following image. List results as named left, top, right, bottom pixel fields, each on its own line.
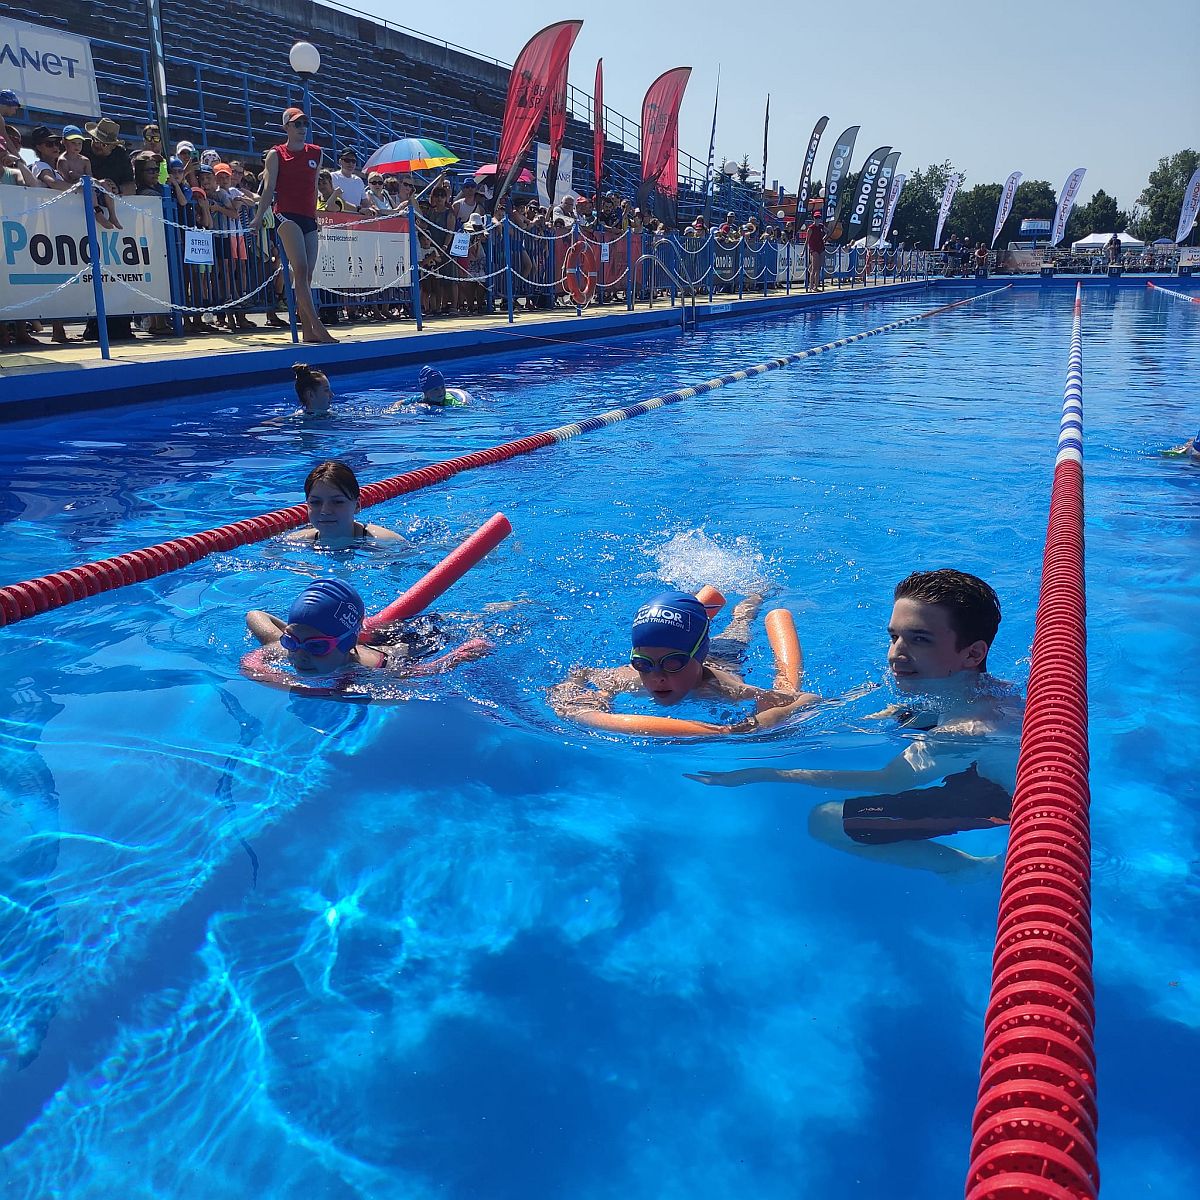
left=0, top=88, right=22, bottom=163
left=82, top=116, right=135, bottom=195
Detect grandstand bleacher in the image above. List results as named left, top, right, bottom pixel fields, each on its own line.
left=1, top=0, right=760, bottom=221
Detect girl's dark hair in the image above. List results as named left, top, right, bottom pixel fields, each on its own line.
left=292, top=362, right=328, bottom=405
left=303, top=460, right=360, bottom=500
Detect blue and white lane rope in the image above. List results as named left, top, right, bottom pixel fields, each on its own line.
left=1146, top=280, right=1200, bottom=306
left=1057, top=284, right=1084, bottom=468
left=545, top=284, right=1013, bottom=442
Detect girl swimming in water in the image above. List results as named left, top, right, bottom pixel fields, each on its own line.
left=286, top=460, right=408, bottom=550
left=293, top=362, right=333, bottom=417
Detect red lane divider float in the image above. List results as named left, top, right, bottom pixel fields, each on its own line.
left=0, top=286, right=1011, bottom=630
left=965, top=284, right=1097, bottom=1200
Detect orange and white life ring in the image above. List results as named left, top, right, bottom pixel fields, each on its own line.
left=563, top=239, right=599, bottom=305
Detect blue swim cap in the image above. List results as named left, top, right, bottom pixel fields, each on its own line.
left=631, top=592, right=710, bottom=659
left=419, top=365, right=445, bottom=392
left=287, top=578, right=365, bottom=650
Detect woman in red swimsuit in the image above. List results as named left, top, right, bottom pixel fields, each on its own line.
left=251, top=106, right=336, bottom=344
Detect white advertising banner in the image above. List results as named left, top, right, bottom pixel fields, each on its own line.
left=313, top=211, right=412, bottom=290
left=933, top=173, right=961, bottom=250
left=0, top=190, right=171, bottom=318
left=1050, top=167, right=1087, bottom=247
left=775, top=243, right=807, bottom=284
left=535, top=141, right=575, bottom=207
left=880, top=173, right=906, bottom=245
left=1175, top=167, right=1200, bottom=246
left=0, top=18, right=99, bottom=118
left=991, top=170, right=1023, bottom=248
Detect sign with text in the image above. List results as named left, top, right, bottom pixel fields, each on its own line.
left=314, top=211, right=411, bottom=291
left=535, top=141, right=575, bottom=207
left=0, top=17, right=99, bottom=117
left=0, top=191, right=170, bottom=318
left=183, top=228, right=213, bottom=264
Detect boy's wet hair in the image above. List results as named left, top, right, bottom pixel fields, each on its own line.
left=894, top=569, right=1001, bottom=654
left=304, top=459, right=360, bottom=501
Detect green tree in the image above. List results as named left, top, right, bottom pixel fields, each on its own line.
left=950, top=183, right=1002, bottom=247
left=1131, top=148, right=1199, bottom=242
left=991, top=179, right=1056, bottom=246
left=1066, top=189, right=1128, bottom=245
left=891, top=160, right=959, bottom=249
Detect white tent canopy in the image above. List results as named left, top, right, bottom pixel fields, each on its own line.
left=1071, top=231, right=1145, bottom=252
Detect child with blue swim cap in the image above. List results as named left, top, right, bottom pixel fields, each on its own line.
left=415, top=365, right=470, bottom=407
left=549, top=589, right=818, bottom=731
left=244, top=577, right=490, bottom=686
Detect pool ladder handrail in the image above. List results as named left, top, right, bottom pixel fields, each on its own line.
left=631, top=252, right=699, bottom=332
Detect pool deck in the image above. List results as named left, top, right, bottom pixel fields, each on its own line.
left=0, top=277, right=928, bottom=420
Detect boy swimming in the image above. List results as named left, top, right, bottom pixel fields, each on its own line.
left=687, top=570, right=1023, bottom=875
left=549, top=590, right=818, bottom=733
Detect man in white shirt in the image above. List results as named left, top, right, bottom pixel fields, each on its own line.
left=451, top=178, right=481, bottom=224
left=332, top=148, right=367, bottom=211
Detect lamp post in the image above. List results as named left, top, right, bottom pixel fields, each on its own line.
left=288, top=41, right=321, bottom=124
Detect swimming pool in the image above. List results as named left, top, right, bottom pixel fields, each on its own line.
left=1, top=286, right=1197, bottom=1197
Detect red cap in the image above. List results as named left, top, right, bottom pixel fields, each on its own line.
left=282, top=106, right=305, bottom=125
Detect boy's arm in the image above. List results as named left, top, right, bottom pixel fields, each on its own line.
left=246, top=610, right=286, bottom=646
left=686, top=739, right=937, bottom=790
left=547, top=667, right=635, bottom=717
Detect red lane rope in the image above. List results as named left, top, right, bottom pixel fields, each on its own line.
left=0, top=287, right=1008, bottom=629
left=965, top=285, right=1097, bottom=1200
left=0, top=433, right=555, bottom=628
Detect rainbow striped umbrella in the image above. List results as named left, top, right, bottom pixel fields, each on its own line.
left=364, top=137, right=458, bottom=174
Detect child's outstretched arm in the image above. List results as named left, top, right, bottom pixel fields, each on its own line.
left=246, top=610, right=285, bottom=647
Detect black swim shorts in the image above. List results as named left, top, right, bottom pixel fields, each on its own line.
left=842, top=762, right=1012, bottom=845
left=277, top=211, right=319, bottom=237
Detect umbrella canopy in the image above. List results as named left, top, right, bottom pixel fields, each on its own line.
left=365, top=137, right=458, bottom=174
left=1152, top=237, right=1175, bottom=245
left=473, top=163, right=534, bottom=184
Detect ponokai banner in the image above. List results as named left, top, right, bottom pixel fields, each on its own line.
left=879, top=171, right=905, bottom=245
left=844, top=145, right=891, bottom=245
left=0, top=191, right=169, bottom=319
left=1176, top=166, right=1200, bottom=245
left=314, top=211, right=411, bottom=291
left=822, top=125, right=860, bottom=233
left=639, top=66, right=691, bottom=227
left=494, top=21, right=582, bottom=202
left=991, top=171, right=1023, bottom=248
left=795, top=116, right=828, bottom=216
left=0, top=17, right=99, bottom=117
left=1050, top=167, right=1086, bottom=247
left=934, top=173, right=961, bottom=249
left=866, top=150, right=900, bottom=246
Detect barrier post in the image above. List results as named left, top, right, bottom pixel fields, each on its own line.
left=278, top=250, right=300, bottom=344
left=785, top=240, right=792, bottom=295
left=548, top=227, right=557, bottom=311
left=737, top=239, right=745, bottom=300
left=159, top=185, right=185, bottom=336
left=572, top=220, right=582, bottom=317
left=503, top=215, right=514, bottom=324
left=763, top=243, right=770, bottom=297
left=707, top=236, right=716, bottom=302
left=625, top=228, right=634, bottom=312
left=81, top=176, right=111, bottom=361
left=406, top=209, right=423, bottom=331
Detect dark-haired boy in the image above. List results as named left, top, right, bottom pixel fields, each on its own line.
left=687, top=569, right=1023, bottom=876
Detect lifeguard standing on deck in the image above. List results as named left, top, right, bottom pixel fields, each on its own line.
left=251, top=107, right=336, bottom=344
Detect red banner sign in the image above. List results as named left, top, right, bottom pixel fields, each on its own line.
left=640, top=66, right=691, bottom=197
left=496, top=21, right=583, bottom=201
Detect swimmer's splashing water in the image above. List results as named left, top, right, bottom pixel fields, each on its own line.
left=648, top=530, right=771, bottom=596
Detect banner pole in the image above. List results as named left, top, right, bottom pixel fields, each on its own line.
left=81, top=177, right=111, bottom=361
left=503, top=215, right=514, bottom=324
left=407, top=209, right=423, bottom=331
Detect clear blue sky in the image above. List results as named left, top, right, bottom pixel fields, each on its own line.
left=368, top=0, right=1197, bottom=210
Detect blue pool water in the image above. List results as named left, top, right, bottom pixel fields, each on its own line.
left=1, top=287, right=1197, bottom=1197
